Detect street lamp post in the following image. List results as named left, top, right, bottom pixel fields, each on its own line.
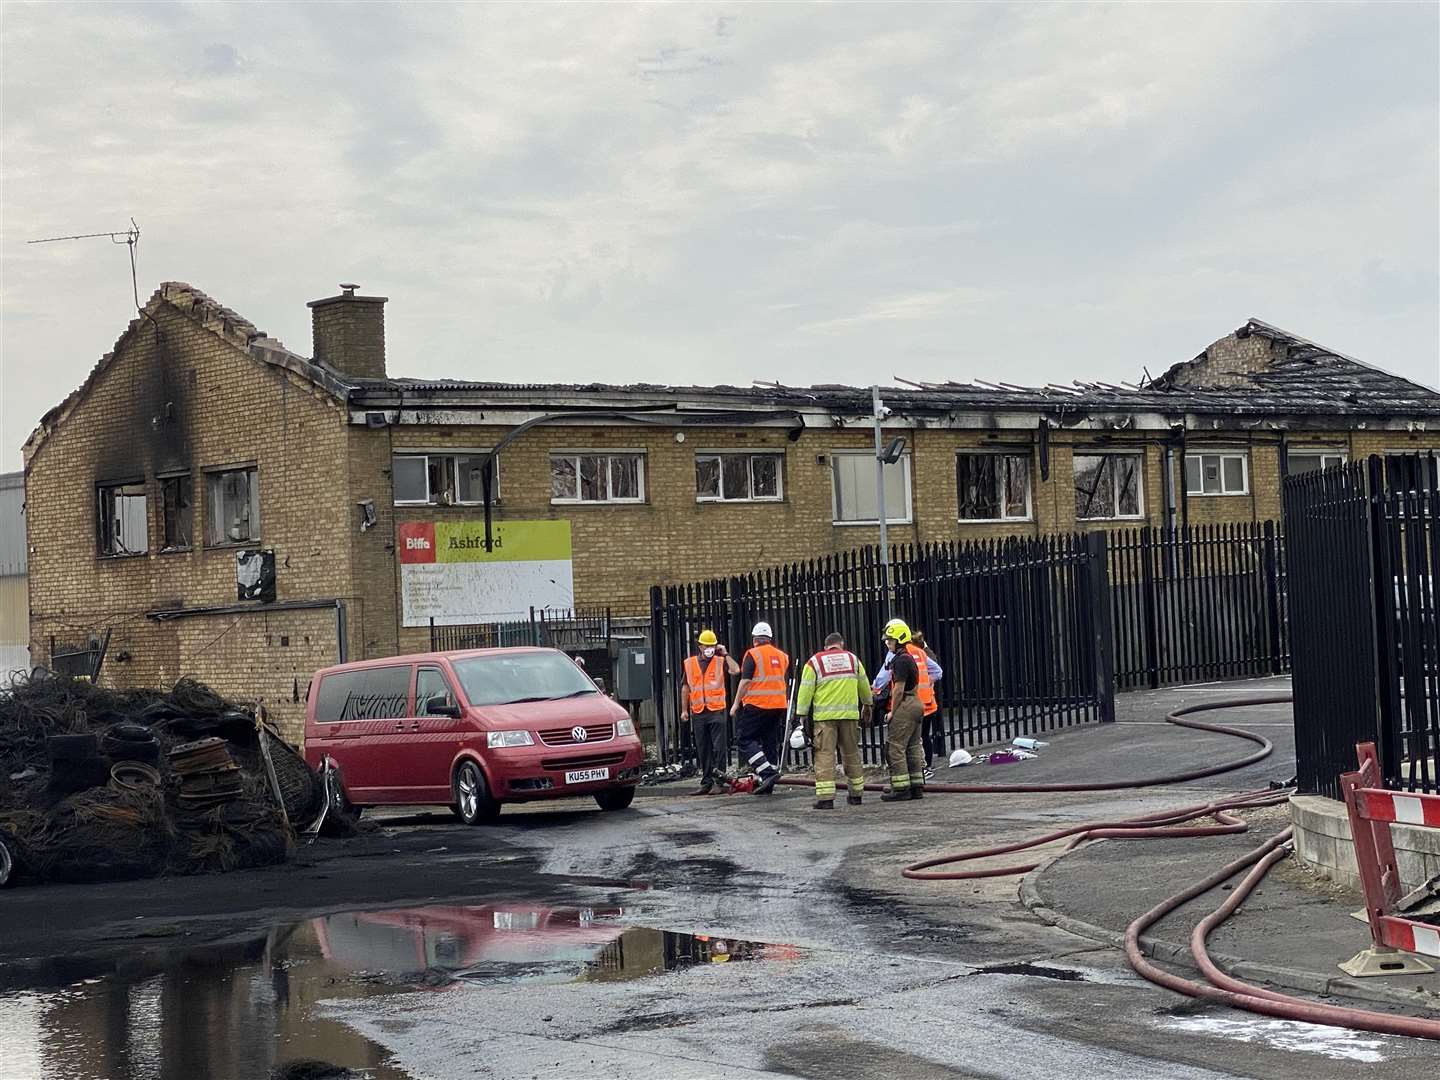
left=872, top=385, right=889, bottom=598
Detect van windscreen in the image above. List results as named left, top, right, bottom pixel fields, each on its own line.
left=315, top=667, right=411, bottom=722
left=452, top=652, right=597, bottom=707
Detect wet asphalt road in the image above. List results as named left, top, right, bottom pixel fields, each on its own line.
left=4, top=678, right=1438, bottom=1078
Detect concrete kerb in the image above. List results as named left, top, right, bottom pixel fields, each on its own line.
left=1019, top=843, right=1440, bottom=1014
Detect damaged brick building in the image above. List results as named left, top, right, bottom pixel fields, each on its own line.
left=23, top=282, right=1440, bottom=740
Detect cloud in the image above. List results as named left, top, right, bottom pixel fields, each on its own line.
left=1, top=2, right=1436, bottom=466
left=798, top=287, right=996, bottom=335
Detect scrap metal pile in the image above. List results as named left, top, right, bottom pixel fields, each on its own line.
left=0, top=671, right=323, bottom=886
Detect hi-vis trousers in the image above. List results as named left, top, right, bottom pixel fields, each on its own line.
left=886, top=695, right=926, bottom=792
left=814, top=720, right=864, bottom=800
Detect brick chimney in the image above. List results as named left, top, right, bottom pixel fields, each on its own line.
left=308, top=283, right=388, bottom=380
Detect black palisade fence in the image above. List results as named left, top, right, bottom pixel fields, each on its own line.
left=1107, top=521, right=1289, bottom=690
left=649, top=533, right=1115, bottom=768
left=1285, top=454, right=1439, bottom=798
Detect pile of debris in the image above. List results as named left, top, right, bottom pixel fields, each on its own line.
left=0, top=671, right=322, bottom=886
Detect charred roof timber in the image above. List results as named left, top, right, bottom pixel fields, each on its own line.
left=342, top=318, right=1440, bottom=426
left=23, top=283, right=1440, bottom=471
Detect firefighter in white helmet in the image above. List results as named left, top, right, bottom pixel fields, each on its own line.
left=729, top=621, right=790, bottom=796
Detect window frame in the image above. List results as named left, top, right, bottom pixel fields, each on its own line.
left=158, top=472, right=194, bottom=552
left=96, top=479, right=149, bottom=558
left=694, top=450, right=785, bottom=504
left=829, top=449, right=914, bottom=527
left=392, top=450, right=500, bottom=507
left=548, top=450, right=647, bottom=505
left=1285, top=449, right=1347, bottom=476
left=313, top=665, right=413, bottom=724
left=1073, top=452, right=1146, bottom=522
left=955, top=450, right=1033, bottom=523
left=415, top=665, right=458, bottom=713
left=1183, top=451, right=1250, bottom=497
left=203, top=465, right=261, bottom=548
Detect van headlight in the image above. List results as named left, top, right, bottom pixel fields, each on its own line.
left=487, top=730, right=534, bottom=748
left=616, top=717, right=636, bottom=737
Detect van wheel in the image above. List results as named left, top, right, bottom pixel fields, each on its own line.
left=595, top=786, right=636, bottom=812
left=454, top=761, right=500, bottom=825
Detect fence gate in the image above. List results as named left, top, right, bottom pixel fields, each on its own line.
left=1285, top=454, right=1439, bottom=798
left=1108, top=522, right=1288, bottom=690
left=649, top=533, right=1114, bottom=770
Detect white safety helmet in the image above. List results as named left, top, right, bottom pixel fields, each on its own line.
left=751, top=621, right=773, bottom=638
left=949, top=748, right=974, bottom=768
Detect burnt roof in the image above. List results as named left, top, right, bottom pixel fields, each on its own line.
left=350, top=318, right=1440, bottom=420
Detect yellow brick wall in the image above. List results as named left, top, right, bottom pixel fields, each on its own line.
left=25, top=294, right=1440, bottom=739
left=25, top=299, right=360, bottom=742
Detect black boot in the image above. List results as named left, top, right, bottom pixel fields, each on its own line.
left=754, top=771, right=778, bottom=796
left=813, top=799, right=834, bottom=810
left=880, top=787, right=909, bottom=803
left=910, top=785, right=925, bottom=800
left=693, top=777, right=714, bottom=795
left=847, top=795, right=863, bottom=806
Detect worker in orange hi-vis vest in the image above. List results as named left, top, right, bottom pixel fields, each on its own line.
left=729, top=621, right=791, bottom=797
left=681, top=628, right=740, bottom=794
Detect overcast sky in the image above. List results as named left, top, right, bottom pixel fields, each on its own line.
left=2, top=2, right=1437, bottom=471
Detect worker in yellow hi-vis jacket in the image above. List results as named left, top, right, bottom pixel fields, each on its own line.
left=794, top=631, right=872, bottom=810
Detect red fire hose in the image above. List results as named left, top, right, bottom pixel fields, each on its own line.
left=777, top=693, right=1440, bottom=1041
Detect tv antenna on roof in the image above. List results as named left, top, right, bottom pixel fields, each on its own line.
left=28, top=218, right=144, bottom=310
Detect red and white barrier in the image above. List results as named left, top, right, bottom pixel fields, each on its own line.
left=1338, top=742, right=1440, bottom=977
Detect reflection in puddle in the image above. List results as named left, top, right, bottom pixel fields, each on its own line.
left=0, top=902, right=798, bottom=1079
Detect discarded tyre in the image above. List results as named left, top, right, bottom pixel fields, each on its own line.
left=0, top=835, right=13, bottom=887
left=102, top=723, right=161, bottom=764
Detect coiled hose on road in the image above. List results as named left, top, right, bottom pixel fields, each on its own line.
left=781, top=693, right=1440, bottom=1041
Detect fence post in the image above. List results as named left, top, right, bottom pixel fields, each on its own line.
left=1084, top=531, right=1116, bottom=723
left=428, top=616, right=436, bottom=652
left=1366, top=455, right=1403, bottom=786
left=1140, top=526, right=1160, bottom=689
left=1262, top=520, right=1284, bottom=675
left=649, top=585, right=668, bottom=763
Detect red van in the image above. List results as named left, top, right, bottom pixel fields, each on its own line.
left=303, top=647, right=644, bottom=825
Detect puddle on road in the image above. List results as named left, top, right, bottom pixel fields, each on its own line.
left=0, top=901, right=796, bottom=1080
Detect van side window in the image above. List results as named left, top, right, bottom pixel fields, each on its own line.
left=416, top=667, right=455, bottom=711
left=315, top=667, right=411, bottom=722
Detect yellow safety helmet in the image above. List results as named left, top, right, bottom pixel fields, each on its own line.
left=697, top=629, right=719, bottom=646
left=883, top=618, right=912, bottom=645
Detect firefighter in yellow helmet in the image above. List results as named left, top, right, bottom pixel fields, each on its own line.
left=681, top=629, right=739, bottom=794
left=880, top=618, right=927, bottom=802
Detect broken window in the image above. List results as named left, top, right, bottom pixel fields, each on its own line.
left=160, top=475, right=193, bottom=549
left=1073, top=453, right=1144, bottom=521
left=957, top=453, right=1031, bottom=521
left=205, top=467, right=260, bottom=546
left=394, top=453, right=498, bottom=505
left=695, top=453, right=784, bottom=502
left=1184, top=452, right=1248, bottom=496
left=97, top=481, right=148, bottom=556
left=550, top=453, right=646, bottom=504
